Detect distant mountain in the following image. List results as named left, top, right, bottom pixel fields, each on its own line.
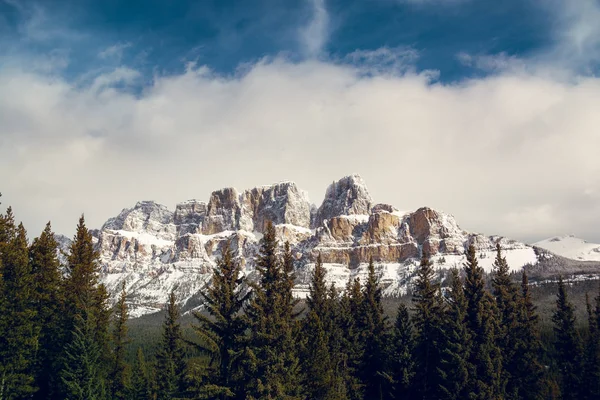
left=83, top=174, right=550, bottom=318
left=534, top=235, right=600, bottom=262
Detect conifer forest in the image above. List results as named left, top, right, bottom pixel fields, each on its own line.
left=1, top=198, right=600, bottom=400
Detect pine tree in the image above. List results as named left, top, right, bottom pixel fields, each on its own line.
left=64, top=215, right=101, bottom=316
left=512, top=271, right=544, bottom=400
left=552, top=277, right=582, bottom=400
left=63, top=215, right=110, bottom=369
left=339, top=277, right=365, bottom=400
left=463, top=244, right=503, bottom=400
left=0, top=220, right=39, bottom=399
left=581, top=291, right=600, bottom=400
left=390, top=303, right=415, bottom=399
left=491, top=244, right=518, bottom=399
left=302, top=254, right=340, bottom=399
left=190, top=240, right=249, bottom=399
left=438, top=268, right=469, bottom=400
left=30, top=222, right=65, bottom=400
left=129, top=348, right=152, bottom=400
left=412, top=254, right=445, bottom=400
left=242, top=221, right=302, bottom=399
left=61, top=296, right=108, bottom=400
left=357, top=257, right=391, bottom=400
left=155, top=291, right=187, bottom=400
left=110, top=283, right=131, bottom=400
left=326, top=283, right=350, bottom=400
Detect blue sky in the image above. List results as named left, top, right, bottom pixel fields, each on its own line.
left=0, top=0, right=568, bottom=83
left=1, top=0, right=600, bottom=242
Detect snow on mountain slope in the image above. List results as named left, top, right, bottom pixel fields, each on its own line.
left=89, top=174, right=540, bottom=317
left=534, top=235, right=600, bottom=262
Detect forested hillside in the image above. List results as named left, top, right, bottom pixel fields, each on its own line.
left=1, top=198, right=599, bottom=400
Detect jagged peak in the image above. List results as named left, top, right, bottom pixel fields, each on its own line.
left=315, top=174, right=373, bottom=225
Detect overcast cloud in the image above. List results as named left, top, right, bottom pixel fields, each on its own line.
left=1, top=0, right=599, bottom=244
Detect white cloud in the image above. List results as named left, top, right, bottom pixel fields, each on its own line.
left=345, top=47, right=422, bottom=76
left=299, top=0, right=329, bottom=58
left=1, top=57, right=600, bottom=244
left=98, top=42, right=132, bottom=61
left=459, top=0, right=600, bottom=76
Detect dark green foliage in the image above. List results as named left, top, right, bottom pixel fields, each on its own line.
left=302, top=254, right=347, bottom=399
left=511, top=271, right=544, bottom=400
left=326, top=283, right=352, bottom=399
left=339, top=277, right=365, bottom=399
left=390, top=303, right=415, bottom=399
left=155, top=291, right=187, bottom=400
left=438, top=268, right=469, bottom=400
left=552, top=276, right=583, bottom=400
left=30, top=222, right=65, bottom=400
left=242, top=221, right=302, bottom=399
left=61, top=298, right=108, bottom=400
left=357, top=257, right=391, bottom=399
left=412, top=254, right=445, bottom=400
left=64, top=215, right=101, bottom=315
left=0, top=219, right=39, bottom=399
left=111, top=283, right=131, bottom=400
left=463, top=244, right=503, bottom=400
left=129, top=347, right=153, bottom=400
left=581, top=290, right=600, bottom=400
left=491, top=244, right=518, bottom=398
left=190, top=241, right=249, bottom=399
left=63, top=215, right=111, bottom=373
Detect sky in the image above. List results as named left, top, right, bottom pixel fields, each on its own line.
left=1, top=0, right=600, bottom=244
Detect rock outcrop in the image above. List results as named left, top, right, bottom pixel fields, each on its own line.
left=91, top=174, right=538, bottom=317
left=314, top=174, right=373, bottom=227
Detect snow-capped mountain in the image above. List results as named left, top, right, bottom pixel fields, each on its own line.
left=534, top=235, right=600, bottom=262
left=89, top=174, right=540, bottom=317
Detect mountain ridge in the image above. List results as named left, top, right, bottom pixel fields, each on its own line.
left=63, top=174, right=590, bottom=317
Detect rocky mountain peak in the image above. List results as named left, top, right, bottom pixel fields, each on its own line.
left=315, top=174, right=373, bottom=226
left=202, top=187, right=241, bottom=235
left=407, top=207, right=462, bottom=243
left=90, top=175, right=540, bottom=317
left=102, top=200, right=175, bottom=239
left=240, top=181, right=311, bottom=232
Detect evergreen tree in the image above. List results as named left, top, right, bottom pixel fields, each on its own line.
left=110, top=283, right=131, bottom=400
left=491, top=244, right=518, bottom=399
left=64, top=215, right=101, bottom=316
left=61, top=296, right=108, bottom=400
left=512, top=271, right=544, bottom=400
left=412, top=254, right=445, bottom=400
left=242, top=221, right=302, bottom=399
left=190, top=241, right=249, bottom=399
left=463, top=244, right=503, bottom=400
left=326, top=283, right=351, bottom=400
left=281, top=241, right=300, bottom=320
left=0, top=220, right=39, bottom=399
left=63, top=216, right=110, bottom=366
left=155, top=291, right=187, bottom=400
left=552, top=276, right=582, bottom=400
left=30, top=222, right=65, bottom=400
left=438, top=268, right=469, bottom=400
left=581, top=291, right=600, bottom=400
left=390, top=303, right=415, bottom=399
left=339, top=277, right=365, bottom=400
left=302, top=254, right=342, bottom=400
left=357, top=257, right=391, bottom=400
left=129, top=348, right=153, bottom=400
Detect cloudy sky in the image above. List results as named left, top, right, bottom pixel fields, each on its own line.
left=1, top=0, right=599, bottom=243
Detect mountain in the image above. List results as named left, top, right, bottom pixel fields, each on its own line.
left=88, top=174, right=541, bottom=317
left=534, top=235, right=600, bottom=262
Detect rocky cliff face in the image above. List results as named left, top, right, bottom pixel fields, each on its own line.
left=91, top=175, right=538, bottom=317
